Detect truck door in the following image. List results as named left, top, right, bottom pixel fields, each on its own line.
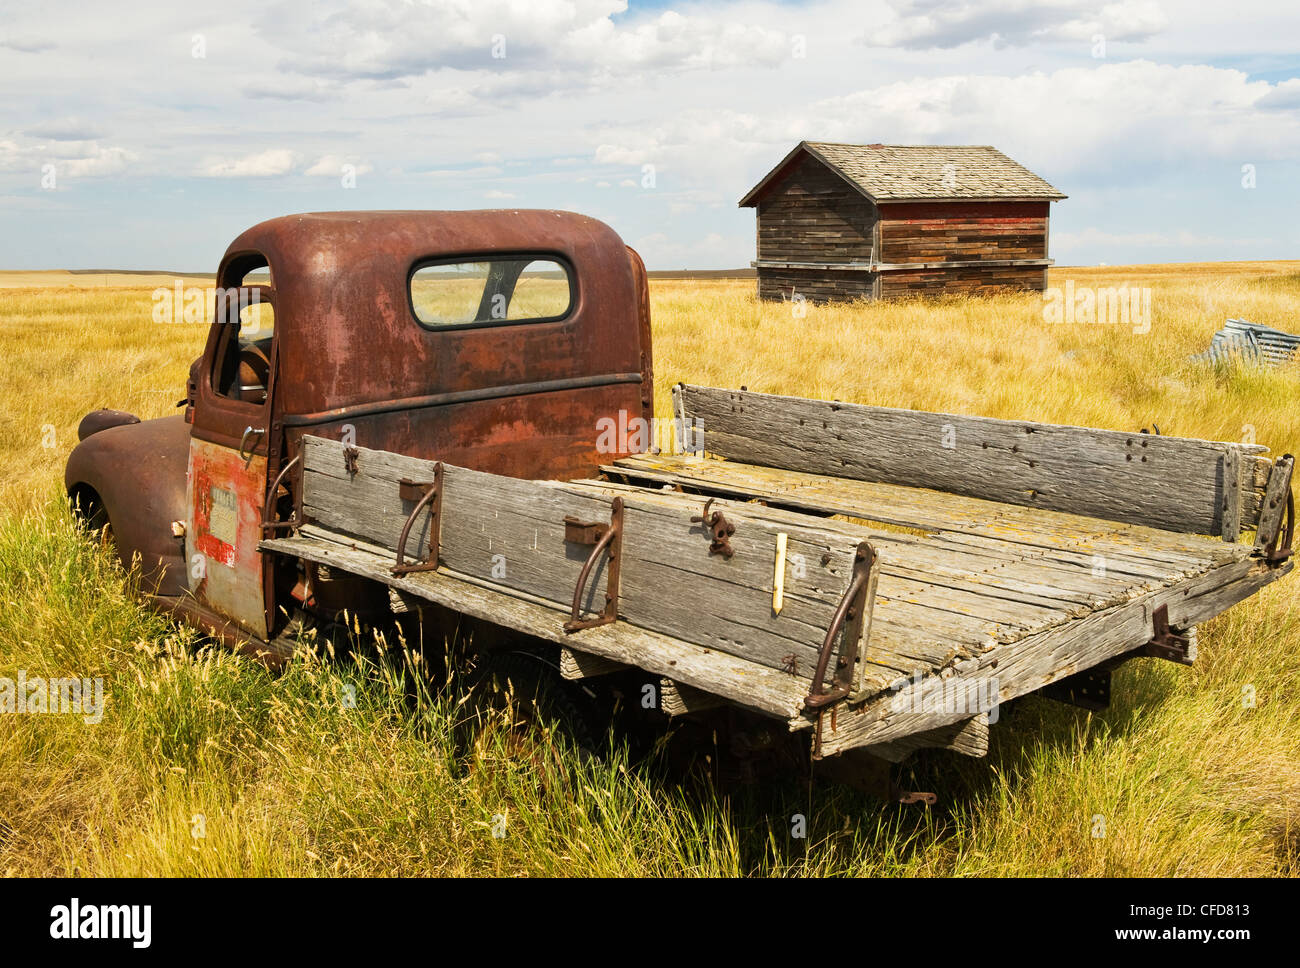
left=186, top=258, right=278, bottom=640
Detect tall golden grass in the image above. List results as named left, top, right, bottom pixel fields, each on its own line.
left=0, top=262, right=1297, bottom=876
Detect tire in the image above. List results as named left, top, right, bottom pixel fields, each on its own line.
left=72, top=490, right=114, bottom=550
left=464, top=650, right=602, bottom=764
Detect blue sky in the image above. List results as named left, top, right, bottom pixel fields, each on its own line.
left=1, top=0, right=1298, bottom=270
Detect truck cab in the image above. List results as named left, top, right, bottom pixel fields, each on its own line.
left=66, top=210, right=655, bottom=651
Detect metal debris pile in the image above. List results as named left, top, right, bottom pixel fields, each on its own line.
left=1197, top=318, right=1300, bottom=368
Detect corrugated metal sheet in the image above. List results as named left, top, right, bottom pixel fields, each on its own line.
left=1196, top=318, right=1300, bottom=368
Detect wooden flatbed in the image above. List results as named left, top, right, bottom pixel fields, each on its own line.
left=260, top=385, right=1294, bottom=765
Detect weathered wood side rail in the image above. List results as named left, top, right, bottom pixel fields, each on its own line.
left=294, top=435, right=879, bottom=696
left=673, top=384, right=1274, bottom=540
left=818, top=553, right=1288, bottom=756
left=263, top=528, right=811, bottom=721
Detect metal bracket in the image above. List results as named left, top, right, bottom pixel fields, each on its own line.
left=891, top=783, right=939, bottom=807
left=563, top=497, right=624, bottom=633
left=564, top=517, right=608, bottom=545
left=691, top=498, right=736, bottom=558
left=1141, top=604, right=1194, bottom=665
left=260, top=452, right=302, bottom=535
left=805, top=542, right=876, bottom=710
left=392, top=463, right=444, bottom=576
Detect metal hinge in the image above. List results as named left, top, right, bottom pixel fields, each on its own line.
left=392, top=464, right=444, bottom=576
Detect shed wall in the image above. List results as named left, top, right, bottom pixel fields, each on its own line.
left=756, top=154, right=878, bottom=264
left=751, top=156, right=1055, bottom=302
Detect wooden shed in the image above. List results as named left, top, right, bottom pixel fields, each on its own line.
left=740, top=142, right=1066, bottom=302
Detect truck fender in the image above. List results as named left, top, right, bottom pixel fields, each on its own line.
left=65, top=415, right=191, bottom=597
left=77, top=408, right=141, bottom=441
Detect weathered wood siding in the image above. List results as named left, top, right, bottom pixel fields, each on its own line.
left=879, top=264, right=1045, bottom=297
left=756, top=267, right=876, bottom=303
left=877, top=201, right=1049, bottom=263
left=876, top=200, right=1049, bottom=296
left=753, top=163, right=1055, bottom=300
left=755, top=154, right=877, bottom=302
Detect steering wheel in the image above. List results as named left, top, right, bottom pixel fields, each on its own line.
left=237, top=342, right=272, bottom=403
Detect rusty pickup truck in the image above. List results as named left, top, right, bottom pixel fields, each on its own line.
left=65, top=210, right=1295, bottom=798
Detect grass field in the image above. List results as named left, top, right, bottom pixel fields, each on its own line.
left=1, top=262, right=1298, bottom=876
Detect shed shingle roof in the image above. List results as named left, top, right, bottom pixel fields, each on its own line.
left=739, top=141, right=1066, bottom=206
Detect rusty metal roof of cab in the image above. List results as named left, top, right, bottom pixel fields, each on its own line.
left=203, top=210, right=653, bottom=480
left=226, top=210, right=650, bottom=418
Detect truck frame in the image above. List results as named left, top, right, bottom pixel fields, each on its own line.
left=66, top=210, right=1295, bottom=799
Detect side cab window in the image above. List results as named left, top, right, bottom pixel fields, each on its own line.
left=192, top=252, right=277, bottom=450
left=211, top=256, right=275, bottom=406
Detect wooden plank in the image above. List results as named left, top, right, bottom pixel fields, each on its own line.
left=262, top=529, right=813, bottom=723
left=856, top=715, right=989, bottom=763
left=603, top=456, right=1246, bottom=573
left=659, top=678, right=725, bottom=717
left=560, top=649, right=628, bottom=680
left=817, top=555, right=1292, bottom=755
left=1221, top=445, right=1242, bottom=542
left=271, top=459, right=1289, bottom=752
left=578, top=478, right=1127, bottom=628
left=300, top=436, right=878, bottom=690
left=1254, top=454, right=1294, bottom=553
left=583, top=474, right=1235, bottom=607
left=674, top=385, right=1269, bottom=535
left=574, top=477, right=1243, bottom=697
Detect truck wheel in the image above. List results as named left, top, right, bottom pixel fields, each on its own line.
left=464, top=650, right=602, bottom=767
left=87, top=506, right=114, bottom=549
left=71, top=490, right=114, bottom=550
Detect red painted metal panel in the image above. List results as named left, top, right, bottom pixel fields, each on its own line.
left=187, top=438, right=269, bottom=638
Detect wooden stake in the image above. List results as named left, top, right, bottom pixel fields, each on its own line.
left=773, top=532, right=788, bottom=614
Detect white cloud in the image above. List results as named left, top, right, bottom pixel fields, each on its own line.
left=0, top=138, right=135, bottom=177
left=198, top=149, right=301, bottom=178
left=59, top=146, right=134, bottom=177
left=483, top=189, right=516, bottom=198
left=866, top=0, right=1169, bottom=50
left=24, top=118, right=105, bottom=141
left=631, top=230, right=747, bottom=269
left=1258, top=79, right=1300, bottom=111
left=304, top=154, right=373, bottom=176
left=0, top=35, right=55, bottom=53
left=241, top=79, right=338, bottom=102
left=261, top=0, right=793, bottom=92
left=588, top=60, right=1300, bottom=190
left=809, top=61, right=1298, bottom=172
left=421, top=165, right=504, bottom=179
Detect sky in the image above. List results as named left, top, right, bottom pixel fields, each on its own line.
left=0, top=0, right=1298, bottom=271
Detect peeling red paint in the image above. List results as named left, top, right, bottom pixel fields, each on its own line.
left=187, top=439, right=268, bottom=638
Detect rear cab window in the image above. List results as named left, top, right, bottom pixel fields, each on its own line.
left=409, top=255, right=573, bottom=329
